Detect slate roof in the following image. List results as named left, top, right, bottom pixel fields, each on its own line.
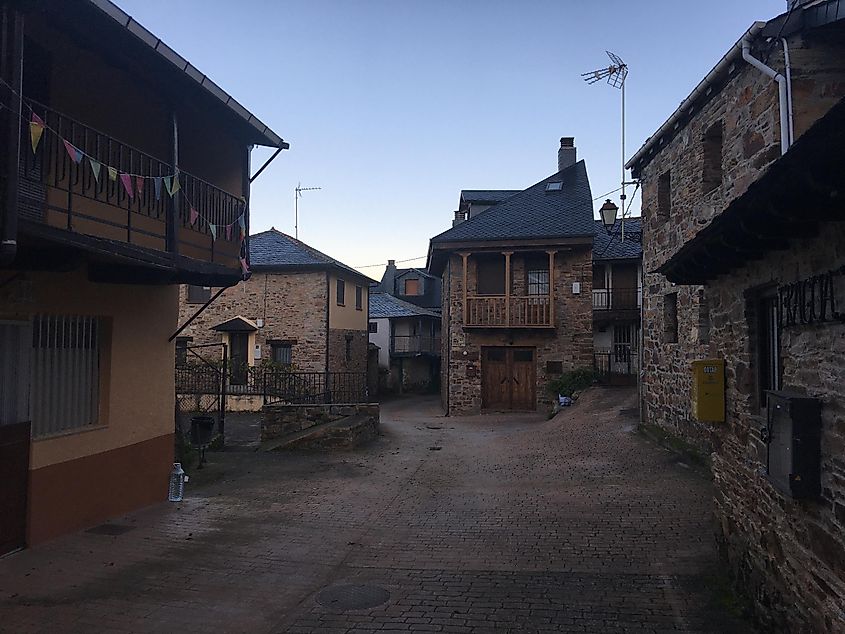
left=461, top=190, right=520, bottom=205
left=211, top=316, right=258, bottom=332
left=395, top=267, right=437, bottom=280
left=431, top=161, right=596, bottom=244
left=592, top=218, right=643, bottom=261
left=249, top=229, right=374, bottom=283
left=369, top=293, right=440, bottom=319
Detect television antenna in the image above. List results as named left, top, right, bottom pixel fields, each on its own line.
left=582, top=51, right=636, bottom=241
left=294, top=183, right=321, bottom=239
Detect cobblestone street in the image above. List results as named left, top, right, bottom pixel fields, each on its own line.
left=0, top=388, right=751, bottom=633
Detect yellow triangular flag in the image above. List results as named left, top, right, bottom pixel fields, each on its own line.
left=29, top=119, right=44, bottom=154
left=170, top=174, right=181, bottom=196
left=107, top=166, right=118, bottom=181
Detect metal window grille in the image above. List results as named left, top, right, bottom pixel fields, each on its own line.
left=30, top=315, right=101, bottom=437
left=271, top=343, right=292, bottom=365
left=527, top=269, right=550, bottom=296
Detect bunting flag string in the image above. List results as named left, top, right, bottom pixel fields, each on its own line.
left=0, top=75, right=250, bottom=246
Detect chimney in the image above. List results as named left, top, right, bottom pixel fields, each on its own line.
left=452, top=210, right=466, bottom=227
left=558, top=137, right=576, bottom=171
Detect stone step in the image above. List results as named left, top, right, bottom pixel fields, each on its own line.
left=260, top=413, right=377, bottom=452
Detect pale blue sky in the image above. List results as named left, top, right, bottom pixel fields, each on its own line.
left=119, top=0, right=783, bottom=278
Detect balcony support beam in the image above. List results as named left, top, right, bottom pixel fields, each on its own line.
left=547, top=250, right=556, bottom=325
left=503, top=251, right=512, bottom=327
left=167, top=111, right=180, bottom=256
left=0, top=8, right=23, bottom=267
left=460, top=252, right=470, bottom=326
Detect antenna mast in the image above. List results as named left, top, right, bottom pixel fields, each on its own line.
left=582, top=51, right=633, bottom=240
left=294, top=183, right=321, bottom=240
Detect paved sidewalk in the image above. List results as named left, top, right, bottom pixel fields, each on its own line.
left=0, top=388, right=751, bottom=633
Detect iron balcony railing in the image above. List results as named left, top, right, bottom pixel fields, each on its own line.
left=19, top=98, right=244, bottom=264
left=592, top=288, right=642, bottom=311
left=391, top=335, right=441, bottom=355
left=465, top=295, right=552, bottom=327
left=263, top=370, right=368, bottom=405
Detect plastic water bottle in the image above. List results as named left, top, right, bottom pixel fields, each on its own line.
left=168, top=463, right=185, bottom=502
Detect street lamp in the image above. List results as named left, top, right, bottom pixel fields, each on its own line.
left=599, top=199, right=619, bottom=233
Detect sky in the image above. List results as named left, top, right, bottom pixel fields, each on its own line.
left=119, top=0, right=784, bottom=279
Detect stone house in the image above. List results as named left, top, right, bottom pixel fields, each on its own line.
left=0, top=0, right=286, bottom=552
left=626, top=2, right=845, bottom=630
left=177, top=229, right=373, bottom=381
left=378, top=262, right=441, bottom=313
left=428, top=138, right=595, bottom=415
left=368, top=292, right=441, bottom=393
left=592, top=217, right=642, bottom=383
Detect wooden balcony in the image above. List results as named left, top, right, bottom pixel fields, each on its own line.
left=391, top=335, right=441, bottom=356
left=16, top=99, right=245, bottom=282
left=465, top=295, right=553, bottom=328
left=592, top=288, right=641, bottom=311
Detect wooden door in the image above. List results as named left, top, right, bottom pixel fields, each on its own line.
left=229, top=333, right=249, bottom=385
left=481, top=347, right=536, bottom=411
left=612, top=265, right=639, bottom=309
left=510, top=348, right=536, bottom=410
left=0, top=322, right=32, bottom=555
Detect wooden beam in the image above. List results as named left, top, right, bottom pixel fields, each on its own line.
left=547, top=250, right=556, bottom=326
left=504, top=251, right=512, bottom=327
left=460, top=252, right=469, bottom=327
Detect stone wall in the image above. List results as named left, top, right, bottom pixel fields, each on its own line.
left=177, top=272, right=329, bottom=372
left=327, top=328, right=368, bottom=373
left=443, top=248, right=594, bottom=415
left=261, top=403, right=380, bottom=441
left=705, top=223, right=845, bottom=633
left=635, top=26, right=845, bottom=634
left=639, top=31, right=845, bottom=452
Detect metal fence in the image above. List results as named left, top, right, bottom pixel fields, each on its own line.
left=594, top=345, right=638, bottom=385
left=263, top=370, right=368, bottom=405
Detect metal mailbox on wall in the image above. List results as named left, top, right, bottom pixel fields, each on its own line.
left=763, top=391, right=822, bottom=499
left=691, top=359, right=725, bottom=422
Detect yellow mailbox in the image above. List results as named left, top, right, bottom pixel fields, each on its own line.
left=691, top=359, right=725, bottom=422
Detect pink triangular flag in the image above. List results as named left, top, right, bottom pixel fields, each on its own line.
left=225, top=224, right=233, bottom=240
left=189, top=207, right=199, bottom=226
left=136, top=176, right=145, bottom=195
left=63, top=139, right=82, bottom=163
left=240, top=257, right=249, bottom=276
left=119, top=173, right=134, bottom=198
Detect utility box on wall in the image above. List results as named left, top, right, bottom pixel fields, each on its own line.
left=691, top=359, right=725, bottom=422
left=763, top=391, right=822, bottom=499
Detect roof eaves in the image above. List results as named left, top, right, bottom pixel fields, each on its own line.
left=87, top=0, right=288, bottom=149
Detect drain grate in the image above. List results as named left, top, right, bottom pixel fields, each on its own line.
left=316, top=584, right=390, bottom=611
left=86, top=523, right=136, bottom=536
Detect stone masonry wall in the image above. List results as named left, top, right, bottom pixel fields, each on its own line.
left=444, top=248, right=594, bottom=415
left=639, top=31, right=845, bottom=451
left=706, top=223, right=845, bottom=633
left=636, top=27, right=845, bottom=633
left=327, top=328, right=368, bottom=374
left=177, top=272, right=328, bottom=372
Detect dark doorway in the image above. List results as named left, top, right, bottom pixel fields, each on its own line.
left=481, top=347, right=536, bottom=411
left=229, top=333, right=250, bottom=385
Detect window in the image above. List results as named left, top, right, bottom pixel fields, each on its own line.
left=657, top=170, right=671, bottom=220
left=187, top=285, right=211, bottom=304
left=476, top=255, right=505, bottom=295
left=368, top=322, right=378, bottom=333
left=702, top=120, right=724, bottom=193
left=613, top=324, right=635, bottom=362
left=755, top=292, right=781, bottom=408
left=31, top=315, right=102, bottom=437
left=270, top=342, right=292, bottom=365
left=527, top=268, right=550, bottom=296
left=336, top=279, right=345, bottom=305
left=175, top=337, right=191, bottom=367
left=355, top=285, right=363, bottom=310
left=698, top=289, right=711, bottom=344
left=664, top=293, right=678, bottom=343
left=545, top=182, right=563, bottom=192
left=403, top=279, right=421, bottom=296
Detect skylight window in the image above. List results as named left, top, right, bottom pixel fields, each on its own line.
left=545, top=182, right=563, bottom=191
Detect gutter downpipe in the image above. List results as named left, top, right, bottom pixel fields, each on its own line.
left=781, top=38, right=795, bottom=145
left=742, top=35, right=790, bottom=155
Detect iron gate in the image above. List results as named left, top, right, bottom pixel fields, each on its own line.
left=174, top=343, right=227, bottom=447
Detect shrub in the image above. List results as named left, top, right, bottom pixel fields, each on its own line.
left=547, top=367, right=599, bottom=397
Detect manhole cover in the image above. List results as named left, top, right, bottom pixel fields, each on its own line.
left=86, top=523, right=135, bottom=536
left=316, top=584, right=390, bottom=610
